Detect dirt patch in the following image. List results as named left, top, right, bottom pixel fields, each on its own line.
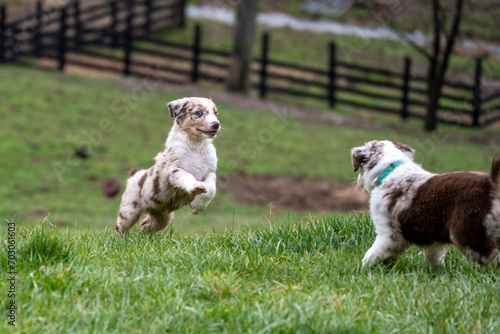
left=220, top=173, right=369, bottom=212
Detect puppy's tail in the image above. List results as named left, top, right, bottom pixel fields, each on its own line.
left=128, top=167, right=142, bottom=178
left=490, top=154, right=500, bottom=197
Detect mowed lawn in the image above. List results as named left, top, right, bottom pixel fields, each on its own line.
left=0, top=65, right=499, bottom=333
left=0, top=215, right=499, bottom=333
left=0, top=64, right=498, bottom=231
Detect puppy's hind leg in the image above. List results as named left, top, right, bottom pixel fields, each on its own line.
left=141, top=211, right=174, bottom=233
left=422, top=244, right=447, bottom=267
left=115, top=178, right=144, bottom=236
left=451, top=224, right=499, bottom=264
left=115, top=208, right=142, bottom=236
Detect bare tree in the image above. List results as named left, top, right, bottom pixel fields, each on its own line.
left=425, top=0, right=464, bottom=131
left=226, top=0, right=258, bottom=93
left=392, top=0, right=464, bottom=131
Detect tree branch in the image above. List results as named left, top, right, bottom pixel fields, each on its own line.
left=387, top=21, right=432, bottom=60
left=431, top=0, right=441, bottom=62
left=439, top=0, right=464, bottom=80
left=438, top=3, right=449, bottom=41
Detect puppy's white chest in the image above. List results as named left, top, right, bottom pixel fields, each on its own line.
left=180, top=150, right=211, bottom=181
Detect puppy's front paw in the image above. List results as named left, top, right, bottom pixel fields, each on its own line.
left=191, top=182, right=208, bottom=196
left=362, top=251, right=378, bottom=267
left=190, top=197, right=207, bottom=215
left=191, top=206, right=205, bottom=215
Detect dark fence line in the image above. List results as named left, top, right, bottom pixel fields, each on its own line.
left=255, top=32, right=498, bottom=126
left=1, top=0, right=499, bottom=127
left=0, top=0, right=183, bottom=60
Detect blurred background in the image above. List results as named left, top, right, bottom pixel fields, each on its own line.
left=1, top=0, right=499, bottom=232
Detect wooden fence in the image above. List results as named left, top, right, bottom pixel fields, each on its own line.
left=1, top=0, right=500, bottom=127
left=256, top=35, right=500, bottom=127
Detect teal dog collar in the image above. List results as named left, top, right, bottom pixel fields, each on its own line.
left=376, top=161, right=403, bottom=186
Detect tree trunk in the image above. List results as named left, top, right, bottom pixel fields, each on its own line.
left=226, top=0, right=258, bottom=93
left=425, top=79, right=440, bottom=131
left=425, top=0, right=441, bottom=132
left=424, top=0, right=464, bottom=132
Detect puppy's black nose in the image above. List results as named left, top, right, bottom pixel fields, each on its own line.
left=211, top=121, right=220, bottom=130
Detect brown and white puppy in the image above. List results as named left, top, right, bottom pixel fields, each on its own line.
left=351, top=140, right=500, bottom=266
left=115, top=97, right=220, bottom=236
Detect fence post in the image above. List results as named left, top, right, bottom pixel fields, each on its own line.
left=472, top=57, right=482, bottom=127
left=58, top=7, right=67, bottom=71
left=328, top=42, right=336, bottom=107
left=401, top=57, right=411, bottom=120
left=191, top=24, right=201, bottom=83
left=0, top=5, right=5, bottom=63
left=73, top=0, right=81, bottom=50
left=144, top=0, right=152, bottom=36
left=35, top=1, right=43, bottom=57
left=10, top=23, right=17, bottom=62
left=123, top=1, right=133, bottom=75
left=110, top=0, right=118, bottom=48
left=259, top=32, right=269, bottom=99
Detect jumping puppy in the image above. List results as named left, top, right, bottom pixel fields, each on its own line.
left=351, top=140, right=500, bottom=266
left=115, top=97, right=220, bottom=236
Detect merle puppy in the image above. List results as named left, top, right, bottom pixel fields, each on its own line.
left=351, top=140, right=500, bottom=266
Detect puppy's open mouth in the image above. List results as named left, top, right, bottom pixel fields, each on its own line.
left=196, top=129, right=218, bottom=137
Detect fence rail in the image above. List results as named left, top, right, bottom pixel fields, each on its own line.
left=1, top=0, right=499, bottom=126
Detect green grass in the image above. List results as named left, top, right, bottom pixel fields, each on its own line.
left=0, top=64, right=498, bottom=230
left=1, top=215, right=499, bottom=333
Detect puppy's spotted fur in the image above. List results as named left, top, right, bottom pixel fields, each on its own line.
left=115, top=97, right=220, bottom=235
left=351, top=140, right=500, bottom=266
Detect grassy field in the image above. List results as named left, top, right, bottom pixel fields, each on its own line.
left=1, top=3, right=499, bottom=332
left=1, top=215, right=499, bottom=333
left=1, top=64, right=498, bottom=231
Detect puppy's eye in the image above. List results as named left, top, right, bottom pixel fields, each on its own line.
left=214, top=111, right=218, bottom=116
left=196, top=111, right=203, bottom=116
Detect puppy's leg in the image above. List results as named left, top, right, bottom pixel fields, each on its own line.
left=190, top=171, right=216, bottom=215
left=140, top=211, right=174, bottom=232
left=115, top=175, right=145, bottom=236
left=362, top=235, right=406, bottom=266
left=451, top=224, right=498, bottom=264
left=168, top=167, right=207, bottom=195
left=455, top=244, right=499, bottom=264
left=115, top=205, right=142, bottom=236
left=481, top=249, right=500, bottom=265
left=422, top=244, right=447, bottom=267
left=363, top=213, right=407, bottom=266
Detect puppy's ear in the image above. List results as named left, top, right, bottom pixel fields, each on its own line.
left=392, top=141, right=416, bottom=160
left=167, top=98, right=190, bottom=118
left=351, top=147, right=365, bottom=172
